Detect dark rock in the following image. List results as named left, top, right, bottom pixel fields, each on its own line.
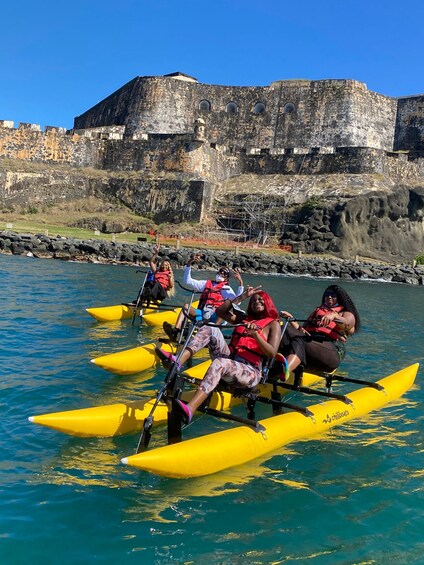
left=10, top=242, right=26, bottom=254
left=0, top=230, right=423, bottom=285
left=78, top=242, right=101, bottom=255
left=54, top=250, right=72, bottom=260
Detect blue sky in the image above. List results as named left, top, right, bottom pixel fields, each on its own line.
left=2, top=0, right=424, bottom=130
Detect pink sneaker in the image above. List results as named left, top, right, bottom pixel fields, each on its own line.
left=173, top=399, right=193, bottom=424
left=155, top=348, right=181, bottom=371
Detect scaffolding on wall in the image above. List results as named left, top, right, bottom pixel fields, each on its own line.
left=209, top=195, right=297, bottom=245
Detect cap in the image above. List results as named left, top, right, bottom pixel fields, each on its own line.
left=218, top=266, right=230, bottom=277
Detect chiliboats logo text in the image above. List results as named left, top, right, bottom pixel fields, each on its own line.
left=322, top=410, right=350, bottom=424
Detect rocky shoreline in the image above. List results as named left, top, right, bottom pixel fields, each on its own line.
left=1, top=230, right=423, bottom=285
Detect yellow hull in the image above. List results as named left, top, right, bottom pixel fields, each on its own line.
left=86, top=304, right=159, bottom=322
left=121, top=363, right=419, bottom=478
left=28, top=366, right=320, bottom=437
left=142, top=301, right=199, bottom=327
left=29, top=361, right=211, bottom=436
left=91, top=300, right=201, bottom=374
left=142, top=309, right=179, bottom=327
left=91, top=341, right=177, bottom=375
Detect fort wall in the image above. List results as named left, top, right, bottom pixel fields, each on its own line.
left=242, top=147, right=424, bottom=179
left=74, top=76, right=400, bottom=152
left=3, top=74, right=423, bottom=179
left=0, top=121, right=100, bottom=167
left=394, top=94, right=424, bottom=155
left=270, top=80, right=397, bottom=151
left=1, top=119, right=424, bottom=185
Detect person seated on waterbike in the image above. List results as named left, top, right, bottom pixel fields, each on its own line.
left=162, top=253, right=244, bottom=342
left=140, top=244, right=174, bottom=306
left=276, top=284, right=361, bottom=382
left=157, top=286, right=281, bottom=424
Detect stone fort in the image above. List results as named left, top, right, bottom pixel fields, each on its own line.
left=1, top=72, right=424, bottom=260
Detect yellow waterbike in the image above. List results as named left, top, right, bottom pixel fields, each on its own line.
left=30, top=315, right=419, bottom=479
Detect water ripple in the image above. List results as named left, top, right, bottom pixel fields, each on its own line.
left=1, top=254, right=423, bottom=563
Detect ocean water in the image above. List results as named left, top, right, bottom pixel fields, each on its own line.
left=1, top=253, right=423, bottom=564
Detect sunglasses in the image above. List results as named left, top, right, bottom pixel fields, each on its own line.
left=324, top=292, right=337, bottom=299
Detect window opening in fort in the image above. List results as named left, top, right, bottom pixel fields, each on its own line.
left=199, top=100, right=211, bottom=111
left=284, top=103, right=296, bottom=114
left=226, top=102, right=238, bottom=114
left=253, top=102, right=266, bottom=114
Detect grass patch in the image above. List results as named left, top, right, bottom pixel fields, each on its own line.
left=0, top=196, right=296, bottom=255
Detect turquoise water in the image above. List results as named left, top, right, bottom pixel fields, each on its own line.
left=1, top=253, right=423, bottom=564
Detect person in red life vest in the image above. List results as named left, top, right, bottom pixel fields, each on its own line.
left=141, top=244, right=174, bottom=305
left=278, top=284, right=361, bottom=376
left=163, top=253, right=243, bottom=341
left=157, top=286, right=281, bottom=423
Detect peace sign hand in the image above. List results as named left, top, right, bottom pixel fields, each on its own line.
left=245, top=285, right=262, bottom=298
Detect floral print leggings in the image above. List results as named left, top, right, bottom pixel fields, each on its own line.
left=186, top=326, right=263, bottom=395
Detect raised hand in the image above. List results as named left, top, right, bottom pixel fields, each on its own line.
left=245, top=284, right=262, bottom=298
left=232, top=268, right=243, bottom=285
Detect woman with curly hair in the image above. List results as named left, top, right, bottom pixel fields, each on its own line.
left=156, top=286, right=281, bottom=423
left=279, top=284, right=361, bottom=375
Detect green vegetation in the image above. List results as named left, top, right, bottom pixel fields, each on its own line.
left=0, top=218, right=155, bottom=243
left=293, top=196, right=324, bottom=223
left=415, top=253, right=424, bottom=265
left=0, top=197, right=154, bottom=242
left=301, top=196, right=324, bottom=212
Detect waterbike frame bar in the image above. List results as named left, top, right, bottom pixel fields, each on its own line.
left=131, top=271, right=149, bottom=325
left=135, top=319, right=200, bottom=453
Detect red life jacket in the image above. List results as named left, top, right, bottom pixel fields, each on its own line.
left=199, top=279, right=226, bottom=309
left=229, top=316, right=276, bottom=367
left=154, top=270, right=171, bottom=290
left=303, top=305, right=345, bottom=341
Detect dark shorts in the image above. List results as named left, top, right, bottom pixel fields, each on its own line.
left=279, top=326, right=345, bottom=372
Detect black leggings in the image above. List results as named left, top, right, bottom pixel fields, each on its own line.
left=279, top=326, right=344, bottom=372
left=141, top=281, right=167, bottom=302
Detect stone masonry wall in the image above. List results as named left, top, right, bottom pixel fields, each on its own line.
left=3, top=118, right=422, bottom=184
left=1, top=118, right=424, bottom=229
left=60, top=76, right=424, bottom=159
left=241, top=147, right=424, bottom=179
left=99, top=135, right=244, bottom=182
left=73, top=78, right=140, bottom=130
left=271, top=80, right=396, bottom=151
left=0, top=121, right=100, bottom=167
left=0, top=162, right=210, bottom=223
left=73, top=76, right=398, bottom=152
left=394, top=95, right=424, bottom=156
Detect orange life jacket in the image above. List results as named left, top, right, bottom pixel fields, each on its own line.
left=199, top=279, right=226, bottom=309
left=229, top=316, right=276, bottom=367
left=154, top=270, right=172, bottom=290
left=303, top=305, right=345, bottom=341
